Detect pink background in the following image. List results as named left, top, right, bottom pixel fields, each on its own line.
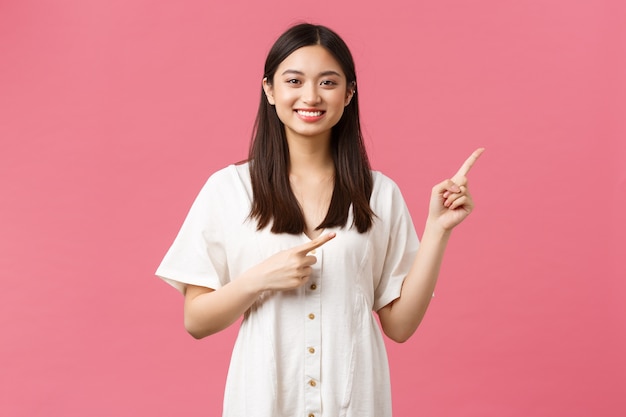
left=1, top=0, right=625, bottom=416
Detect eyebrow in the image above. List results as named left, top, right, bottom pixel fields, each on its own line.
left=281, top=69, right=343, bottom=77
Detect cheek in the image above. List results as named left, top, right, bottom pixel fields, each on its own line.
left=274, top=95, right=294, bottom=112
left=273, top=86, right=296, bottom=104
left=328, top=93, right=348, bottom=116
left=330, top=108, right=346, bottom=125
left=272, top=100, right=295, bottom=125
left=328, top=91, right=349, bottom=108
left=275, top=108, right=292, bottom=125
left=272, top=90, right=293, bottom=115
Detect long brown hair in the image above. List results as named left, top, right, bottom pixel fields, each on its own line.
left=249, top=23, right=374, bottom=234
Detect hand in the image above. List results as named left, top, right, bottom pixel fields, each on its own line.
left=428, top=148, right=484, bottom=231
left=250, top=232, right=336, bottom=292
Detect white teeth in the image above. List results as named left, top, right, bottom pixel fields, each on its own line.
left=297, top=110, right=323, bottom=117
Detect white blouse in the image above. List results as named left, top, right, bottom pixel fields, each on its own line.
left=156, top=163, right=419, bottom=417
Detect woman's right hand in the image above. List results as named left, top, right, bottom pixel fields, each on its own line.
left=183, top=232, right=336, bottom=338
left=249, top=232, right=336, bottom=292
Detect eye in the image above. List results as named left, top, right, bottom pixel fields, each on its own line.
left=320, top=80, right=337, bottom=86
left=286, top=79, right=301, bottom=85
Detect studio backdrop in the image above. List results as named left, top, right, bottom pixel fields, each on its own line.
left=1, top=0, right=624, bottom=416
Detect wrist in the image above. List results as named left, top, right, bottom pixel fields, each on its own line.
left=423, top=217, right=453, bottom=241
left=238, top=267, right=267, bottom=296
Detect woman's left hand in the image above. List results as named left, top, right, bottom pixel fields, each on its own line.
left=428, top=148, right=484, bottom=231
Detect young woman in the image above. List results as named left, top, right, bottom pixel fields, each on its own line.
left=156, top=23, right=483, bottom=417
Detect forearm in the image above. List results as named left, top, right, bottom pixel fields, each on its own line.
left=184, top=233, right=334, bottom=339
left=184, top=271, right=262, bottom=339
left=379, top=219, right=451, bottom=342
left=378, top=149, right=483, bottom=342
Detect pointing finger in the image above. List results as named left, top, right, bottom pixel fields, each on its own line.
left=453, top=148, right=485, bottom=181
left=295, top=232, right=337, bottom=254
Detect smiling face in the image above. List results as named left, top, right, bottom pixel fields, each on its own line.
left=263, top=45, right=355, bottom=144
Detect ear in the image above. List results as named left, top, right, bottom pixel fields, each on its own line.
left=344, top=81, right=356, bottom=106
left=262, top=77, right=275, bottom=105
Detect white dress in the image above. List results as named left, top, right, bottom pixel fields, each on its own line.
left=156, top=163, right=419, bottom=417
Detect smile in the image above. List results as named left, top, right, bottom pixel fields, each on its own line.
left=296, top=110, right=324, bottom=117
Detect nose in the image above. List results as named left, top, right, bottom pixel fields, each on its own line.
left=301, top=82, right=321, bottom=105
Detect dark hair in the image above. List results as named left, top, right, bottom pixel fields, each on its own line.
left=248, top=23, right=374, bottom=234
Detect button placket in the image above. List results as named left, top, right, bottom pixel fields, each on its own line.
left=304, top=247, right=322, bottom=415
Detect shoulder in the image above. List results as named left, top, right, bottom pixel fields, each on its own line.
left=370, top=170, right=411, bottom=214
left=206, top=162, right=250, bottom=183
left=193, top=162, right=252, bottom=209
left=371, top=170, right=403, bottom=197
left=202, top=162, right=251, bottom=191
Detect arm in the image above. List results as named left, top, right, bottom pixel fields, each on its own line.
left=183, top=233, right=336, bottom=339
left=183, top=278, right=260, bottom=339
left=378, top=149, right=484, bottom=343
left=377, top=219, right=450, bottom=343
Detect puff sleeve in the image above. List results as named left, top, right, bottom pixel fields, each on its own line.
left=372, top=175, right=420, bottom=311
left=155, top=172, right=230, bottom=293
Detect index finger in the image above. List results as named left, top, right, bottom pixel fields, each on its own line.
left=295, top=232, right=337, bottom=254
left=453, top=148, right=485, bottom=179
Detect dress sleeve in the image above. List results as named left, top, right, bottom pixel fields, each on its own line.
left=373, top=178, right=420, bottom=311
left=155, top=173, right=230, bottom=293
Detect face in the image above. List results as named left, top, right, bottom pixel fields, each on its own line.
left=263, top=45, right=355, bottom=143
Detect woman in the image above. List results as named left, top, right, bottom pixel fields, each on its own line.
left=156, top=23, right=483, bottom=417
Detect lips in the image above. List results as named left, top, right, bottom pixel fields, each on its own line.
left=296, top=109, right=325, bottom=117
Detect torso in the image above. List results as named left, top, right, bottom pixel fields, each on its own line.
left=289, top=173, right=334, bottom=239
left=156, top=163, right=420, bottom=417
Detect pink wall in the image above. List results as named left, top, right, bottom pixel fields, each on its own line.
left=1, top=0, right=624, bottom=415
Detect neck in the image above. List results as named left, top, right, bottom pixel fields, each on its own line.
left=286, top=132, right=334, bottom=178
